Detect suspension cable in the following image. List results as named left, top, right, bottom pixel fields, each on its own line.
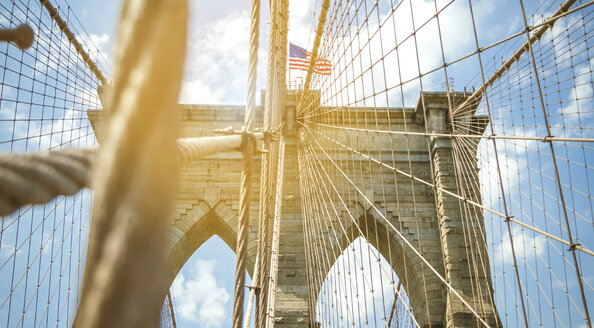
left=233, top=0, right=260, bottom=325
left=74, top=0, right=187, bottom=325
left=39, top=0, right=108, bottom=85
left=453, top=0, right=578, bottom=116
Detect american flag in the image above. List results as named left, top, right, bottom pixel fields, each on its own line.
left=289, top=43, right=331, bottom=75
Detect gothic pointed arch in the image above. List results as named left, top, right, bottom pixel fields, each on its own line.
left=311, top=210, right=445, bottom=327
left=165, top=200, right=255, bottom=286
left=315, top=235, right=419, bottom=327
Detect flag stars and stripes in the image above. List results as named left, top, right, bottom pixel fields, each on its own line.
left=289, top=42, right=331, bottom=75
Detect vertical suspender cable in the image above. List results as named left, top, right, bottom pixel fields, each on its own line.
left=453, top=0, right=577, bottom=116
left=233, top=134, right=255, bottom=328
left=256, top=0, right=279, bottom=325
left=167, top=291, right=178, bottom=328
left=516, top=1, right=591, bottom=326
left=243, top=259, right=259, bottom=328
left=465, top=1, right=530, bottom=325
left=265, top=137, right=285, bottom=327
left=233, top=0, right=260, bottom=326
left=263, top=0, right=289, bottom=325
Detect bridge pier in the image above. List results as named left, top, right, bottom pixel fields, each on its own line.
left=272, top=136, right=310, bottom=326
left=90, top=90, right=500, bottom=327
left=424, top=92, right=500, bottom=327
left=271, top=90, right=501, bottom=327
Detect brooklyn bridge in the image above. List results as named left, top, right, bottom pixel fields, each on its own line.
left=0, top=0, right=592, bottom=327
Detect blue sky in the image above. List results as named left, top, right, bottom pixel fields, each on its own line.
left=0, top=0, right=593, bottom=327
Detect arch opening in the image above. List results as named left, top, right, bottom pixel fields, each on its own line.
left=165, top=203, right=256, bottom=285
left=307, top=210, right=445, bottom=327
left=162, top=203, right=254, bottom=327
left=315, top=236, right=415, bottom=327
left=167, top=235, right=238, bottom=327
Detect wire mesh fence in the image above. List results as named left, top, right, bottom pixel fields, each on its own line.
left=0, top=0, right=108, bottom=326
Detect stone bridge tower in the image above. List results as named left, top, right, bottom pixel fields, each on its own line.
left=89, top=90, right=498, bottom=327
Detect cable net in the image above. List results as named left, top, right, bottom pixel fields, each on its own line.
left=0, top=0, right=592, bottom=327
left=0, top=0, right=108, bottom=326
left=295, top=0, right=593, bottom=326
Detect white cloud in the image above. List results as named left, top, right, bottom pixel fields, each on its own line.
left=556, top=58, right=594, bottom=135
left=0, top=242, right=15, bottom=259
left=477, top=125, right=538, bottom=210
left=494, top=226, right=546, bottom=265
left=294, top=0, right=498, bottom=109
left=78, top=32, right=113, bottom=72
left=539, top=11, right=589, bottom=72
left=89, top=33, right=110, bottom=56
left=180, top=10, right=268, bottom=105
left=179, top=79, right=225, bottom=105
left=288, top=0, right=315, bottom=48
left=171, top=259, right=230, bottom=327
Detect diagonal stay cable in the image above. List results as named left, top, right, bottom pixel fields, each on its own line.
left=452, top=0, right=579, bottom=116
left=300, top=123, right=594, bottom=257
left=299, top=130, right=421, bottom=327
left=305, top=120, right=594, bottom=143
left=300, top=125, right=492, bottom=327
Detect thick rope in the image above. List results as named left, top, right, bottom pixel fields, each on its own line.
left=255, top=135, right=272, bottom=328
left=177, top=134, right=264, bottom=163
left=0, top=149, right=95, bottom=216
left=255, top=0, right=279, bottom=325
left=233, top=0, right=260, bottom=326
left=243, top=255, right=259, bottom=328
left=0, top=133, right=265, bottom=217
left=73, top=0, right=188, bottom=324
left=166, top=291, right=178, bottom=328
left=244, top=0, right=260, bottom=132
left=265, top=137, right=285, bottom=327
left=0, top=24, right=34, bottom=50
left=232, top=134, right=256, bottom=328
